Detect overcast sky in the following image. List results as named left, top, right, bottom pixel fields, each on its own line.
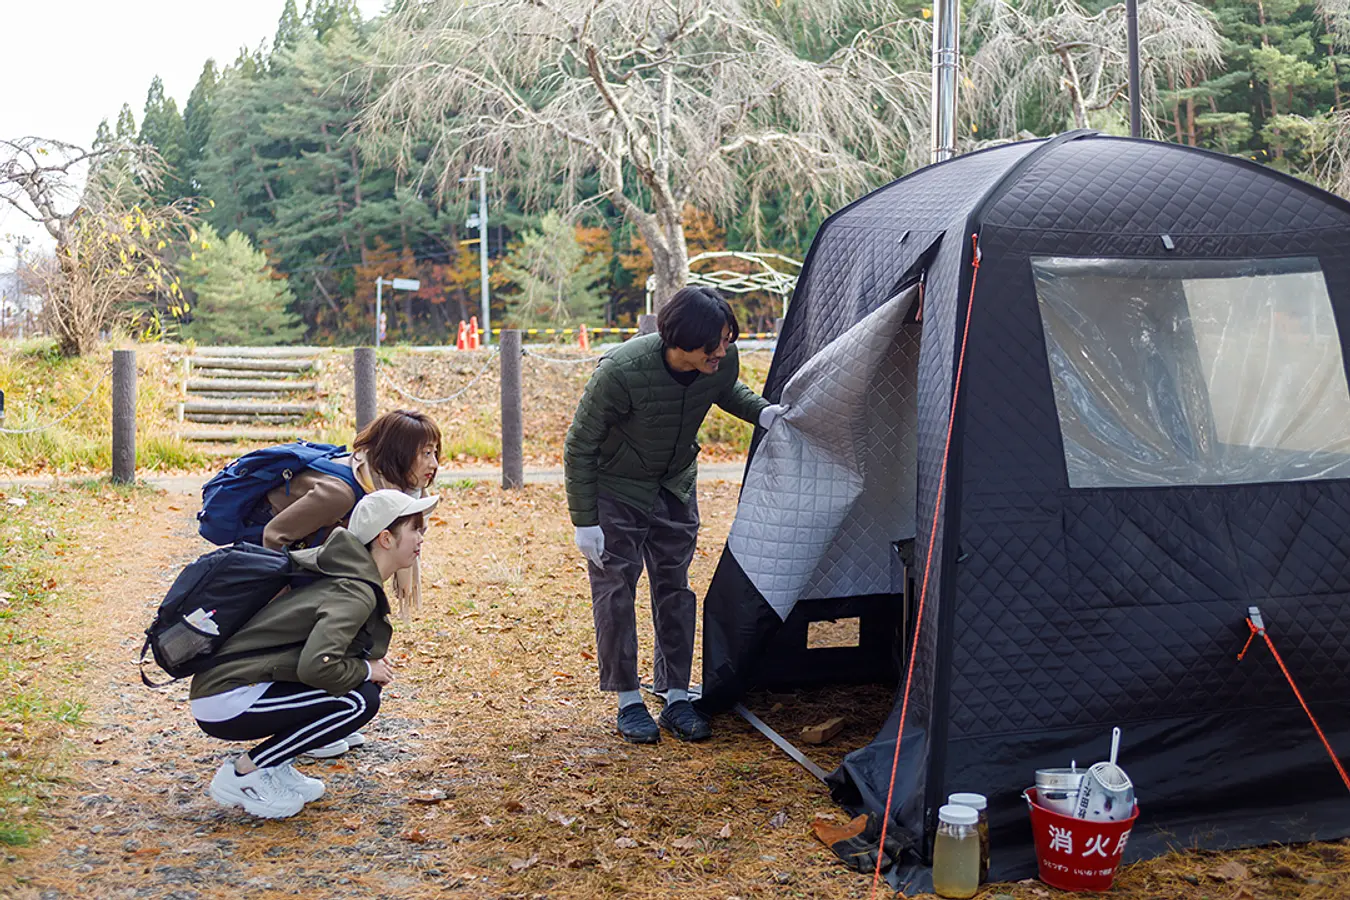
left=0, top=0, right=388, bottom=273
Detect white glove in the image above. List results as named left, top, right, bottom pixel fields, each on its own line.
left=575, top=525, right=606, bottom=569
left=759, top=403, right=789, bottom=431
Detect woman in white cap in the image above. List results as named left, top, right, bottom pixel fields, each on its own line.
left=190, top=489, right=438, bottom=819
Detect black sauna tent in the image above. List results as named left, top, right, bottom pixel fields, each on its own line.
left=698, top=131, right=1350, bottom=885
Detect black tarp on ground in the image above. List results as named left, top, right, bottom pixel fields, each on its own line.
left=699, top=132, right=1350, bottom=888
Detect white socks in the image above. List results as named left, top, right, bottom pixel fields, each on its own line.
left=616, top=688, right=689, bottom=709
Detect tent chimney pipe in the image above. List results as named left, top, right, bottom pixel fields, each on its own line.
left=930, top=0, right=960, bottom=163
left=1126, top=0, right=1141, bottom=137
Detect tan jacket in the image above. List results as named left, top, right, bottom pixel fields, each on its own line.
left=262, top=450, right=426, bottom=618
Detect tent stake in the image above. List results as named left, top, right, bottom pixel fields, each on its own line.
left=733, top=703, right=830, bottom=783
left=640, top=683, right=829, bottom=782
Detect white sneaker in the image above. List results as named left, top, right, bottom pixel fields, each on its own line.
left=344, top=732, right=367, bottom=748
left=209, top=762, right=305, bottom=819
left=272, top=762, right=325, bottom=803
left=304, top=738, right=350, bottom=759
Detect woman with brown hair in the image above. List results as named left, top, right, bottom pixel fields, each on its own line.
left=260, top=409, right=441, bottom=618
left=249, top=409, right=440, bottom=760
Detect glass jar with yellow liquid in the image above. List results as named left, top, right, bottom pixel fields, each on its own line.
left=948, top=792, right=989, bottom=883
left=932, top=804, right=981, bottom=899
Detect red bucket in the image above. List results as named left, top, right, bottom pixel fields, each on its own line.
left=1024, top=787, right=1139, bottom=892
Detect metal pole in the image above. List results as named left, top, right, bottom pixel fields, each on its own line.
left=499, top=329, right=523, bottom=489
left=111, top=349, right=136, bottom=484
left=354, top=347, right=377, bottom=433
left=375, top=277, right=384, bottom=348
left=476, top=167, right=492, bottom=345
left=1126, top=0, right=1141, bottom=138
left=930, top=0, right=961, bottom=163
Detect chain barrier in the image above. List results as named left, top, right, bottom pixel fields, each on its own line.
left=0, top=371, right=110, bottom=435
left=378, top=349, right=500, bottom=405
left=523, top=348, right=606, bottom=365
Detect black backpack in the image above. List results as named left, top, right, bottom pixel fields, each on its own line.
left=139, top=543, right=306, bottom=687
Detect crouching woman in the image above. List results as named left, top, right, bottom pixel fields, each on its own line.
left=190, top=489, right=437, bottom=819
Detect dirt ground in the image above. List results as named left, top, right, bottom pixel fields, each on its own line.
left=0, top=481, right=1345, bottom=900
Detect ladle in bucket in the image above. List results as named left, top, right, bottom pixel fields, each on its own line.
left=1074, top=727, right=1135, bottom=822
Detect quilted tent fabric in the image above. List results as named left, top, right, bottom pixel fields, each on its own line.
left=727, top=286, right=919, bottom=618
left=701, top=133, right=1350, bottom=889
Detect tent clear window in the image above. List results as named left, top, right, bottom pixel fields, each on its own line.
left=1032, top=256, right=1350, bottom=488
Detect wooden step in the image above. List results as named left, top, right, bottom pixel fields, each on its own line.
left=187, top=379, right=318, bottom=393
left=184, top=413, right=312, bottom=425
left=186, top=391, right=312, bottom=402
left=190, top=367, right=307, bottom=380
left=179, top=427, right=309, bottom=442
left=182, top=400, right=318, bottom=416
left=189, top=357, right=315, bottom=373
left=192, top=347, right=324, bottom=359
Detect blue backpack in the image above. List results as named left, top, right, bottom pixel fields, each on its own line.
left=197, top=441, right=365, bottom=546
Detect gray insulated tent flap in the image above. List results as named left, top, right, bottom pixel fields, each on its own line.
left=728, top=285, right=920, bottom=620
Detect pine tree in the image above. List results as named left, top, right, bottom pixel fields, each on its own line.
left=183, top=61, right=219, bottom=193
left=179, top=223, right=304, bottom=345
left=115, top=104, right=137, bottom=141
left=305, top=0, right=361, bottom=41
left=500, top=211, right=609, bottom=330
left=274, top=0, right=305, bottom=54
left=139, top=76, right=190, bottom=203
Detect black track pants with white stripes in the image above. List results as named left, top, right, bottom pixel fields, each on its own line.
left=196, top=682, right=381, bottom=768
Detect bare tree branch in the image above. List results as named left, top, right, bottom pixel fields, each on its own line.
left=968, top=0, right=1223, bottom=139
left=360, top=0, right=929, bottom=307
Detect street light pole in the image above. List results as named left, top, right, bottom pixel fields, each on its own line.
left=460, top=166, right=493, bottom=345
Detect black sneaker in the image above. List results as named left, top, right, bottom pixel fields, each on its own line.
left=658, top=700, right=712, bottom=742
left=616, top=704, right=660, bottom=744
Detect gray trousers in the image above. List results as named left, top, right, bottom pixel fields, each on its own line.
left=589, top=489, right=700, bottom=693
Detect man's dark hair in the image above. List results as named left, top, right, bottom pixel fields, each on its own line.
left=657, top=286, right=740, bottom=353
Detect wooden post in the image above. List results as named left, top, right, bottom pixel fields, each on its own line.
left=354, top=347, right=377, bottom=433
left=111, top=349, right=136, bottom=484
left=499, top=329, right=523, bottom=489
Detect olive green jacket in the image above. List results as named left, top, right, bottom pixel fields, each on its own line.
left=564, top=334, right=768, bottom=526
left=189, top=528, right=391, bottom=700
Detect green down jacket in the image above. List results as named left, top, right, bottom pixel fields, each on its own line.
left=189, top=528, right=391, bottom=700
left=564, top=333, right=768, bottom=526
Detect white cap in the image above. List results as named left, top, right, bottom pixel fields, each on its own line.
left=938, top=804, right=979, bottom=826
left=948, top=792, right=987, bottom=811
left=348, top=489, right=439, bottom=544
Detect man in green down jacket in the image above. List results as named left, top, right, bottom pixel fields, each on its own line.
left=190, top=489, right=437, bottom=818
left=564, top=287, right=787, bottom=744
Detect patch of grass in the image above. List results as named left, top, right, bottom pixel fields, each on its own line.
left=0, top=340, right=208, bottom=474
left=0, top=489, right=86, bottom=846
left=446, top=477, right=478, bottom=490
left=445, top=407, right=501, bottom=461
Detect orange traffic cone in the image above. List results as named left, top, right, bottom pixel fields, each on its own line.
left=578, top=323, right=590, bottom=351
left=455, top=320, right=468, bottom=350
left=468, top=316, right=481, bottom=350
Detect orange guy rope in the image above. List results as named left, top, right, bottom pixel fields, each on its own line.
left=870, top=235, right=982, bottom=898
left=1238, top=605, right=1350, bottom=794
